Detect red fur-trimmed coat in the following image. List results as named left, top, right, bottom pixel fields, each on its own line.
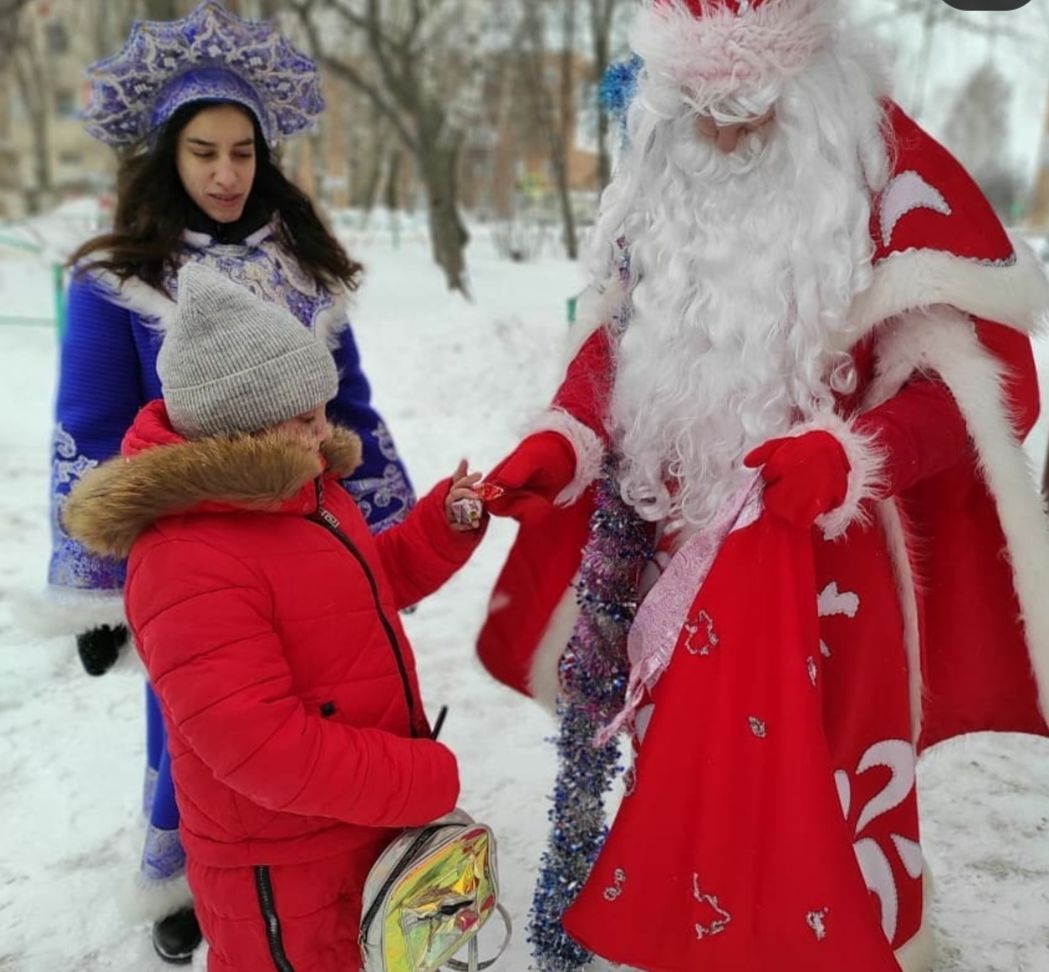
left=66, top=400, right=482, bottom=870
left=479, top=103, right=1049, bottom=747
left=477, top=103, right=1049, bottom=970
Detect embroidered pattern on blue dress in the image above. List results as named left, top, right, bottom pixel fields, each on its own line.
left=165, top=233, right=339, bottom=337
left=141, top=825, right=187, bottom=885
left=343, top=459, right=415, bottom=534
left=49, top=423, right=125, bottom=591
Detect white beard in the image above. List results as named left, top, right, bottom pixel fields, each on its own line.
left=596, top=42, right=890, bottom=530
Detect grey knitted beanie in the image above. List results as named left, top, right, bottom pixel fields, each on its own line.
left=158, top=263, right=338, bottom=439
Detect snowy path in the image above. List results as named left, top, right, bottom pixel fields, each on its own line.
left=1, top=241, right=1048, bottom=970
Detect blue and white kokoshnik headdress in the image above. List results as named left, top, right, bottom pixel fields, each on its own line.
left=82, top=0, right=323, bottom=148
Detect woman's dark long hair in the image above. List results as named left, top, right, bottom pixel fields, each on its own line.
left=69, top=101, right=362, bottom=295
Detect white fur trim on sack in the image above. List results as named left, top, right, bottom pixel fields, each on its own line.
left=785, top=411, right=887, bottom=541
left=630, top=0, right=835, bottom=108
left=849, top=236, right=1049, bottom=343
left=867, top=307, right=1049, bottom=726
left=528, top=407, right=607, bottom=507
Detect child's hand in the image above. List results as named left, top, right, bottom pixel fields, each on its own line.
left=446, top=459, right=485, bottom=532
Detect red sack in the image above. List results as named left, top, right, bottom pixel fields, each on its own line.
left=564, top=514, right=910, bottom=972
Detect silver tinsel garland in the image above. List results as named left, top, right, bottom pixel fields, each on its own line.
left=528, top=463, right=651, bottom=971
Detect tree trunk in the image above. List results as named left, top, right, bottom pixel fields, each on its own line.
left=383, top=149, right=403, bottom=212
left=358, top=115, right=391, bottom=213
left=591, top=0, right=612, bottom=190
left=0, top=0, right=33, bottom=53
left=359, top=150, right=385, bottom=212
left=521, top=0, right=578, bottom=261
left=558, top=0, right=579, bottom=259
left=1043, top=443, right=1049, bottom=505
left=590, top=0, right=622, bottom=191
left=418, top=138, right=470, bottom=295
left=12, top=29, right=52, bottom=216
left=140, top=0, right=181, bottom=19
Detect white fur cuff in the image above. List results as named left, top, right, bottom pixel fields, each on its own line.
left=118, top=871, right=193, bottom=923
left=12, top=586, right=126, bottom=638
left=529, top=407, right=607, bottom=506
left=792, top=412, right=886, bottom=541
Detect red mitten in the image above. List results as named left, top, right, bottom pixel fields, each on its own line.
left=744, top=430, right=850, bottom=529
left=483, top=431, right=577, bottom=522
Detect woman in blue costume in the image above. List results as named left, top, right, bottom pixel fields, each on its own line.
left=48, top=2, right=414, bottom=963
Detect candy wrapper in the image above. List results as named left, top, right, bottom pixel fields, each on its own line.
left=450, top=496, right=484, bottom=529
left=476, top=482, right=505, bottom=503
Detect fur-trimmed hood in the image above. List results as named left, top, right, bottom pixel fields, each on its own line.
left=64, top=401, right=362, bottom=559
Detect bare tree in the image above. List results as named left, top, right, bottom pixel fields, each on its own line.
left=291, top=0, right=490, bottom=295
left=860, top=0, right=1029, bottom=118
left=520, top=0, right=579, bottom=260
left=0, top=0, right=32, bottom=51
left=943, top=62, right=1022, bottom=219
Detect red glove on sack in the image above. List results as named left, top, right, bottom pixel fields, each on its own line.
left=744, top=430, right=851, bottom=529
left=483, top=431, right=577, bottom=523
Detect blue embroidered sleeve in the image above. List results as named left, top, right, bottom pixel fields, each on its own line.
left=49, top=275, right=144, bottom=592
left=327, top=323, right=415, bottom=533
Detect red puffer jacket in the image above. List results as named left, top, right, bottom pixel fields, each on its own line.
left=64, top=400, right=483, bottom=870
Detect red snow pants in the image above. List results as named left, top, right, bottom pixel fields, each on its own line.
left=187, top=846, right=378, bottom=972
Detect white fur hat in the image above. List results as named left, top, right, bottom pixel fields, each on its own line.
left=630, top=0, right=838, bottom=114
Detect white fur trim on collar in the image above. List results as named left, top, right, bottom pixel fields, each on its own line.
left=87, top=268, right=178, bottom=328
left=84, top=253, right=351, bottom=348
left=849, top=235, right=1049, bottom=342
left=631, top=0, right=835, bottom=107
left=314, top=289, right=351, bottom=351
left=182, top=222, right=274, bottom=250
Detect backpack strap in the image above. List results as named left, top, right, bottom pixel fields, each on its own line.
left=445, top=904, right=513, bottom=971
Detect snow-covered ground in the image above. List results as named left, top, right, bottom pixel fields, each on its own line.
left=1, top=232, right=1049, bottom=971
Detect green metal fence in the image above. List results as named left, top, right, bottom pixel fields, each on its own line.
left=0, top=232, right=65, bottom=334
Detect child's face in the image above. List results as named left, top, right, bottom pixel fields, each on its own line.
left=273, top=404, right=332, bottom=454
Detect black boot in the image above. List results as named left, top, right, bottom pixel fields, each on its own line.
left=152, top=907, right=202, bottom=965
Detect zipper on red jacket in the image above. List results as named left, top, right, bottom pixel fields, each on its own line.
left=253, top=866, right=295, bottom=972
left=307, top=479, right=418, bottom=736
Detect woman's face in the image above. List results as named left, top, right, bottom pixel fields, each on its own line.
left=176, top=104, right=258, bottom=223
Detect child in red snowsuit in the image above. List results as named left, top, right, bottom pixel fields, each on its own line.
left=64, top=263, right=486, bottom=972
